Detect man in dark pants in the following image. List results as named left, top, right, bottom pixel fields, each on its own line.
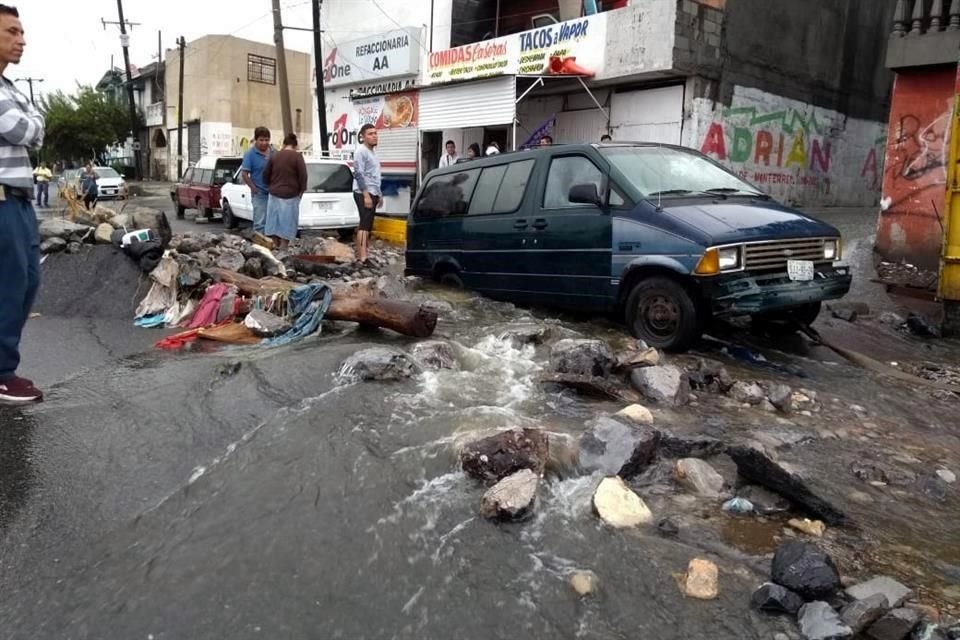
left=352, top=123, right=381, bottom=263
left=0, top=4, right=44, bottom=404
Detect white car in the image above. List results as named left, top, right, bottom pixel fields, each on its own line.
left=93, top=166, right=128, bottom=200
left=220, top=158, right=359, bottom=240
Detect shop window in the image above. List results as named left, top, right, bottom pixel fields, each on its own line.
left=248, top=54, right=276, bottom=85
left=414, top=169, right=481, bottom=219
left=543, top=156, right=603, bottom=209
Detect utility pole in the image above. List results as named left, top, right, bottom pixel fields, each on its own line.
left=102, top=4, right=143, bottom=181
left=15, top=77, right=43, bottom=106
left=272, top=0, right=294, bottom=135
left=176, top=36, right=186, bottom=180
left=312, top=0, right=329, bottom=152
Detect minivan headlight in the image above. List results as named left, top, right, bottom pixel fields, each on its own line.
left=823, top=239, right=840, bottom=261
left=695, top=246, right=741, bottom=275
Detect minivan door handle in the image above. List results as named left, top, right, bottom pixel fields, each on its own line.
left=532, top=218, right=548, bottom=230
left=513, top=219, right=528, bottom=229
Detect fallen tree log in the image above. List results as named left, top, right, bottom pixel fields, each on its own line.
left=327, top=296, right=438, bottom=338
left=204, top=267, right=437, bottom=338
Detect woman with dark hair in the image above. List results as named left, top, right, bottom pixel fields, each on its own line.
left=458, top=143, right=481, bottom=163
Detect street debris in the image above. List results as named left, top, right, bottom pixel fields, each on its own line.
left=673, top=458, right=727, bottom=498
left=770, top=541, right=841, bottom=601
left=460, top=428, right=549, bottom=485
left=629, top=364, right=690, bottom=406
left=337, top=347, right=421, bottom=382
left=786, top=518, right=827, bottom=537
left=614, top=403, right=654, bottom=426
left=682, top=558, right=719, bottom=600
left=578, top=416, right=659, bottom=478
left=569, top=570, right=599, bottom=597
left=592, top=476, right=653, bottom=528
left=479, top=469, right=538, bottom=521
left=549, top=338, right=616, bottom=377
left=751, top=582, right=805, bottom=615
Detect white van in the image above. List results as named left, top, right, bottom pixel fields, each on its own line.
left=219, top=157, right=359, bottom=239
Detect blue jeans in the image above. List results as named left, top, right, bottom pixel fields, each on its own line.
left=35, top=181, right=49, bottom=207
left=252, top=193, right=269, bottom=234
left=0, top=194, right=40, bottom=380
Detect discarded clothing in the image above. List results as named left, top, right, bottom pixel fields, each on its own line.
left=155, top=327, right=202, bottom=350
left=135, top=255, right=179, bottom=319
left=163, top=298, right=197, bottom=327
left=198, top=322, right=261, bottom=345
left=134, top=313, right=167, bottom=328
left=263, top=283, right=332, bottom=347
left=188, top=283, right=235, bottom=329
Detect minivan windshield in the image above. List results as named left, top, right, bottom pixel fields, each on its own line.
left=599, top=146, right=764, bottom=198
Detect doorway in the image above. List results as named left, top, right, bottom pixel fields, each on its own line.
left=482, top=127, right=509, bottom=154
left=421, top=131, right=443, bottom=177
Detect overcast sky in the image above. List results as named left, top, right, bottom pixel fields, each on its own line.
left=11, top=0, right=338, bottom=99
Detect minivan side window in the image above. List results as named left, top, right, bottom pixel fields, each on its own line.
left=414, top=169, right=481, bottom=219
left=467, top=159, right=535, bottom=216
left=543, top=155, right=603, bottom=209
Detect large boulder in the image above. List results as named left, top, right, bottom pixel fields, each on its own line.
left=549, top=339, right=615, bottom=378
left=798, top=601, right=853, bottom=640
left=750, top=582, right=805, bottom=615
left=479, top=469, right=538, bottom=521
left=771, top=541, right=841, bottom=601
left=129, top=208, right=172, bottom=246
left=410, top=340, right=458, bottom=370
left=578, top=416, right=660, bottom=478
left=839, top=593, right=889, bottom=636
left=39, top=218, right=91, bottom=241
left=629, top=365, right=690, bottom=406
left=337, top=347, right=421, bottom=382
left=215, top=249, right=245, bottom=272
left=727, top=446, right=845, bottom=525
left=592, top=476, right=653, bottom=528
left=845, top=577, right=914, bottom=609
left=94, top=222, right=114, bottom=245
left=729, top=381, right=766, bottom=405
left=673, top=458, right=727, bottom=498
left=866, top=608, right=921, bottom=640
left=615, top=404, right=654, bottom=426
left=460, top=428, right=549, bottom=484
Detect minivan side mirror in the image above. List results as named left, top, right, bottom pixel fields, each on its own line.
left=569, top=183, right=601, bottom=206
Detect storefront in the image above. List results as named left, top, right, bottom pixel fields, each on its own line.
left=417, top=13, right=612, bottom=173
left=317, top=28, right=422, bottom=215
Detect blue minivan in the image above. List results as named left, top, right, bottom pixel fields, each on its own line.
left=405, top=143, right=851, bottom=351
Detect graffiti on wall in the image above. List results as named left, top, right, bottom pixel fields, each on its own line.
left=860, top=134, right=887, bottom=191
left=700, top=104, right=840, bottom=191
left=882, top=110, right=949, bottom=209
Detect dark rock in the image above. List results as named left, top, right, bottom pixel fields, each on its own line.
left=65, top=241, right=82, bottom=254
left=907, top=312, right=939, bottom=338
left=242, top=257, right=265, bottom=279
left=479, top=469, right=538, bottom=521
left=578, top=416, right=660, bottom=478
left=337, top=347, right=421, bottom=382
left=688, top=358, right=735, bottom=393
left=176, top=258, right=203, bottom=288
left=549, top=339, right=615, bottom=378
left=851, top=462, right=916, bottom=487
left=840, top=593, right=889, bottom=635
left=215, top=250, right=245, bottom=272
left=629, top=365, right=690, bottom=406
left=460, top=428, right=549, bottom=485
left=846, top=577, right=914, bottom=609
left=657, top=516, right=679, bottom=537
left=673, top=458, right=727, bottom=497
left=751, top=582, right=805, bottom=615
left=832, top=307, right=859, bottom=322
left=738, top=485, right=792, bottom=515
left=410, top=340, right=458, bottom=370
left=880, top=311, right=906, bottom=327
left=799, top=601, right=853, bottom=639
left=766, top=383, right=794, bottom=412
left=40, top=237, right=66, bottom=254
left=540, top=373, right=641, bottom=403
left=728, top=446, right=845, bottom=525
left=771, top=541, right=841, bottom=601
left=243, top=308, right=291, bottom=338
left=730, top=380, right=766, bottom=405
left=868, top=608, right=921, bottom=640
left=659, top=433, right=727, bottom=458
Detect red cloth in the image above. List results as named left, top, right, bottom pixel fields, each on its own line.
left=188, top=283, right=232, bottom=329
left=155, top=327, right=202, bottom=350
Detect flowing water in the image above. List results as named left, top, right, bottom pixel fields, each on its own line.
left=1, top=283, right=959, bottom=638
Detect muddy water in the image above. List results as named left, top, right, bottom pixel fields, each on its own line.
left=2, top=284, right=960, bottom=637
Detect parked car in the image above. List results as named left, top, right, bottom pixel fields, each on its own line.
left=220, top=157, right=358, bottom=239
left=171, top=155, right=243, bottom=219
left=405, top=143, right=851, bottom=351
left=92, top=166, right=128, bottom=200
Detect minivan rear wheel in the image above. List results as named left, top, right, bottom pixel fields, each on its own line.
left=625, top=276, right=701, bottom=352
left=438, top=271, right=464, bottom=290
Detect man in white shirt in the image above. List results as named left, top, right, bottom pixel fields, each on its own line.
left=438, top=140, right=458, bottom=167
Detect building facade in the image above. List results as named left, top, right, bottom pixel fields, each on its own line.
left=317, top=0, right=894, bottom=216
left=875, top=0, right=960, bottom=270
left=164, top=35, right=314, bottom=180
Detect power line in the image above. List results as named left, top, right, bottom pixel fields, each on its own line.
left=15, top=77, right=43, bottom=106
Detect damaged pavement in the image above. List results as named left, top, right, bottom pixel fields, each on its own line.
left=2, top=205, right=960, bottom=639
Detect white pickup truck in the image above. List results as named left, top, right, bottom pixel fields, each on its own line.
left=219, top=157, right=359, bottom=240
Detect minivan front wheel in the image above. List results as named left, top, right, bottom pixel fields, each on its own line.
left=625, top=276, right=701, bottom=352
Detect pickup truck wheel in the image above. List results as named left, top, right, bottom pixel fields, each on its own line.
left=176, top=203, right=186, bottom=219
left=438, top=271, right=464, bottom=290
left=752, top=301, right=822, bottom=334
left=222, top=203, right=237, bottom=229
left=625, top=276, right=701, bottom=352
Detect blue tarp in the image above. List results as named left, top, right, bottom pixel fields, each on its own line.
left=261, top=283, right=332, bottom=347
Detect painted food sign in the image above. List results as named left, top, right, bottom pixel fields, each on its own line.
left=328, top=91, right=419, bottom=149
left=424, top=14, right=608, bottom=85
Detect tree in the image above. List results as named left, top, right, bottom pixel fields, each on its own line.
left=39, top=86, right=132, bottom=163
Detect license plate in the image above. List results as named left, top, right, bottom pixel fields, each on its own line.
left=787, top=259, right=815, bottom=281
left=313, top=202, right=333, bottom=211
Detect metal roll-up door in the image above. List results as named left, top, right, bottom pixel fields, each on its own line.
left=376, top=128, right=418, bottom=174
left=610, top=85, right=684, bottom=144
left=419, top=76, right=517, bottom=131
left=187, top=121, right=201, bottom=163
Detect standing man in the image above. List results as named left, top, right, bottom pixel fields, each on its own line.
left=33, top=161, right=51, bottom=207
left=0, top=4, right=45, bottom=403
left=439, top=140, right=459, bottom=167
left=240, top=126, right=272, bottom=235
left=262, top=133, right=307, bottom=250
left=352, top=123, right=381, bottom=264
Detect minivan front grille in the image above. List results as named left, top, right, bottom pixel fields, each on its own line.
left=743, top=238, right=829, bottom=272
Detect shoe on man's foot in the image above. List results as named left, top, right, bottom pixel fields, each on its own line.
left=0, top=376, right=43, bottom=404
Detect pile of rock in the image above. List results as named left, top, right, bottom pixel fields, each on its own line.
left=38, top=205, right=169, bottom=255
left=752, top=541, right=954, bottom=640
